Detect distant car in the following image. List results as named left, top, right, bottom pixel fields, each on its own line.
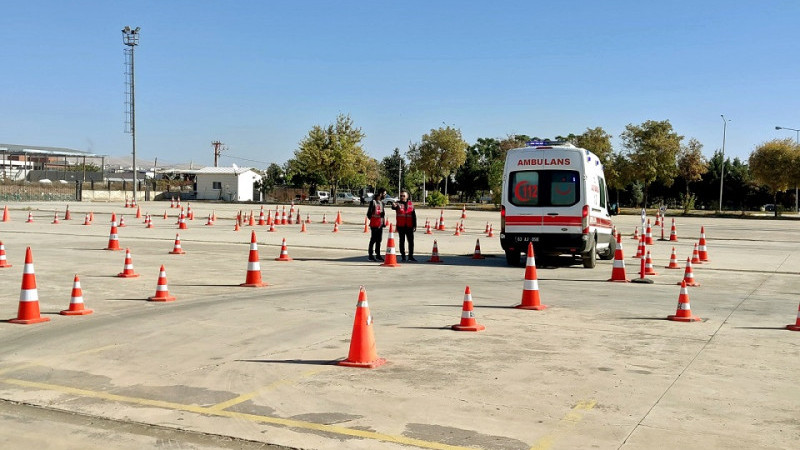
left=383, top=194, right=399, bottom=205
left=336, top=192, right=357, bottom=204
left=763, top=204, right=775, bottom=212
left=316, top=191, right=331, bottom=204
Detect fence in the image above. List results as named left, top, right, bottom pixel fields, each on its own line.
left=0, top=181, right=79, bottom=202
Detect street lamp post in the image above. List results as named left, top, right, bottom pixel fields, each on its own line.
left=775, top=126, right=800, bottom=213
left=718, top=115, right=730, bottom=213
left=122, top=26, right=140, bottom=203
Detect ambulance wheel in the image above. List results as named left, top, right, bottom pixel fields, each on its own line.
left=599, top=236, right=615, bottom=260
left=505, top=250, right=522, bottom=266
left=582, top=240, right=597, bottom=268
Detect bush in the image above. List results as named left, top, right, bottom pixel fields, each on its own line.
left=427, top=191, right=448, bottom=207
left=681, top=193, right=696, bottom=214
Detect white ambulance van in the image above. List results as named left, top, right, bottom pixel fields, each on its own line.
left=500, top=141, right=615, bottom=267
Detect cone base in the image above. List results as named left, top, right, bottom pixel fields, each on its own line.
left=607, top=278, right=631, bottom=282
left=0, top=263, right=12, bottom=268
left=428, top=259, right=443, bottom=263
left=275, top=257, right=293, bottom=261
left=452, top=323, right=485, bottom=331
left=669, top=238, right=678, bottom=242
left=667, top=315, right=701, bottom=322
left=380, top=261, right=400, bottom=267
left=678, top=280, right=700, bottom=286
left=169, top=250, right=186, bottom=254
left=787, top=325, right=800, bottom=331
left=515, top=304, right=548, bottom=310
left=117, top=273, right=140, bottom=278
left=337, top=357, right=386, bottom=369
left=472, top=255, right=485, bottom=260
left=148, top=295, right=176, bottom=302
left=700, top=259, right=710, bottom=262
left=105, top=247, right=123, bottom=251
left=60, top=308, right=93, bottom=315
left=240, top=282, right=268, bottom=287
left=691, top=259, right=703, bottom=265
left=9, top=316, right=50, bottom=324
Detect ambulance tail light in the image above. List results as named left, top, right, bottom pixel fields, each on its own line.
left=582, top=205, right=589, bottom=234
left=501, top=205, right=506, bottom=232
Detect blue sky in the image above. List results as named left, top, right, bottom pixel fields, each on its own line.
left=2, top=1, right=798, bottom=168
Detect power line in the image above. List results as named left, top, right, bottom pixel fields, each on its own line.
left=221, top=154, right=271, bottom=165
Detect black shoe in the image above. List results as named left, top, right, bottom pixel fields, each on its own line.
left=401, top=255, right=407, bottom=262
left=408, top=256, right=417, bottom=262
left=368, top=255, right=376, bottom=261
left=375, top=255, right=384, bottom=261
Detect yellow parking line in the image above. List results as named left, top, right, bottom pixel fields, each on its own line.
left=207, top=368, right=326, bottom=412
left=0, top=344, right=119, bottom=376
left=529, top=400, right=597, bottom=450
left=0, top=377, right=473, bottom=450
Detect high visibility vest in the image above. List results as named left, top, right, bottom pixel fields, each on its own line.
left=369, top=201, right=383, bottom=227
left=395, top=201, right=414, bottom=228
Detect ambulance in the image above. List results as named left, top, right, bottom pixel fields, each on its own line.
left=500, top=141, right=615, bottom=267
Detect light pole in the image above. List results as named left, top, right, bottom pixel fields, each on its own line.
left=122, top=26, right=140, bottom=202
left=775, top=125, right=800, bottom=212
left=718, top=115, right=730, bottom=213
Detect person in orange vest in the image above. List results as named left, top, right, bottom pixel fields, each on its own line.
left=391, top=190, right=417, bottom=261
left=366, top=188, right=387, bottom=261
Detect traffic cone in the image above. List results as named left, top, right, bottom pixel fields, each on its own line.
left=288, top=206, right=294, bottom=224
left=787, top=303, right=800, bottom=331
left=322, top=213, right=328, bottom=224
left=170, top=197, right=175, bottom=208
left=301, top=221, right=307, bottom=233
left=105, top=213, right=122, bottom=250
left=146, top=214, right=154, bottom=228
left=64, top=205, right=71, bottom=220
left=83, top=213, right=91, bottom=225
left=484, top=222, right=489, bottom=233
left=135, top=205, right=142, bottom=219
left=169, top=234, right=185, bottom=254
left=425, top=220, right=432, bottom=235
left=2, top=205, right=9, bottom=222
left=333, top=222, right=339, bottom=233
left=433, top=217, right=440, bottom=231
left=118, top=215, right=126, bottom=227
left=691, top=243, right=702, bottom=264
left=487, top=224, right=494, bottom=238
left=268, top=221, right=276, bottom=232
left=52, top=211, right=59, bottom=224
left=669, top=218, right=678, bottom=241
left=363, top=217, right=369, bottom=233
left=0, top=241, right=12, bottom=268
left=698, top=226, right=709, bottom=262
left=667, top=281, right=701, bottom=322
left=608, top=234, right=630, bottom=282
left=275, top=238, right=293, bottom=261
left=296, top=211, right=301, bottom=224
left=241, top=231, right=268, bottom=287
left=643, top=251, right=658, bottom=275
left=335, top=210, right=342, bottom=225
left=635, top=235, right=645, bottom=259
left=306, top=214, right=311, bottom=224
left=124, top=198, right=130, bottom=208
left=632, top=226, right=639, bottom=240
left=60, top=275, right=92, bottom=315
left=381, top=224, right=400, bottom=267
left=26, top=211, right=34, bottom=223
left=177, top=210, right=187, bottom=229
left=163, top=210, right=168, bottom=220
left=187, top=204, right=194, bottom=220
left=659, top=221, right=667, bottom=241
left=117, top=248, right=140, bottom=278
left=472, top=239, right=485, bottom=259
left=678, top=258, right=700, bottom=286
left=9, top=247, right=50, bottom=324
left=438, top=210, right=445, bottom=231
left=176, top=197, right=181, bottom=209
left=281, top=206, right=288, bottom=225
left=516, top=242, right=547, bottom=309
left=428, top=240, right=443, bottom=263
left=234, top=219, right=241, bottom=231
left=204, top=214, right=213, bottom=226
left=665, top=247, right=681, bottom=269
left=265, top=210, right=273, bottom=226
left=148, top=265, right=176, bottom=302
left=212, top=210, right=217, bottom=222
left=461, top=205, right=467, bottom=219
left=452, top=286, right=485, bottom=331
left=248, top=211, right=256, bottom=227
left=258, top=208, right=266, bottom=226
left=130, top=198, right=136, bottom=209
left=338, top=287, right=386, bottom=369
left=654, top=212, right=661, bottom=227
left=453, top=223, right=461, bottom=236
left=645, top=219, right=653, bottom=245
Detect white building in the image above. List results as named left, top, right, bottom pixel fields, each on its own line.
left=195, top=166, right=262, bottom=202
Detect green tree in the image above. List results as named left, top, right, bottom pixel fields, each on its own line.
left=605, top=152, right=633, bottom=206
left=749, top=138, right=798, bottom=216
left=620, top=119, right=683, bottom=207
left=407, top=125, right=468, bottom=196
left=254, top=162, right=284, bottom=199
left=574, top=127, right=613, bottom=164
left=677, top=138, right=708, bottom=197
left=381, top=148, right=408, bottom=195
left=292, top=114, right=368, bottom=202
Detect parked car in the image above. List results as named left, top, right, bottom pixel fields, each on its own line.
left=313, top=191, right=330, bottom=204
left=383, top=194, right=399, bottom=205
left=336, top=192, right=358, bottom=204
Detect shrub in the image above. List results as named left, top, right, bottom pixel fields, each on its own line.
left=427, top=191, right=448, bottom=207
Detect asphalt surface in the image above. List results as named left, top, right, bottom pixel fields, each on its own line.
left=0, top=202, right=798, bottom=449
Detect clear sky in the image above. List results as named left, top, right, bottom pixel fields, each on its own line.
left=2, top=1, right=798, bottom=168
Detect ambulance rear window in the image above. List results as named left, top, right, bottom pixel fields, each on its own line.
left=509, top=170, right=580, bottom=207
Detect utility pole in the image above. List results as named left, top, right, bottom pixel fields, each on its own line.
left=122, top=26, right=140, bottom=202
left=212, top=141, right=224, bottom=167
left=398, top=161, right=402, bottom=195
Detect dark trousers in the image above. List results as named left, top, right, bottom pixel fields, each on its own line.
left=368, top=227, right=383, bottom=256
left=397, top=226, right=414, bottom=257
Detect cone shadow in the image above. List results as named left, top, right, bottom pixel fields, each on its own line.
left=733, top=326, right=789, bottom=330
left=236, top=359, right=338, bottom=366
left=397, top=326, right=452, bottom=330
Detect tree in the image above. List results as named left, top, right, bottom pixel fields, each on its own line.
left=381, top=148, right=408, bottom=195
left=407, top=125, right=468, bottom=196
left=254, top=162, right=284, bottom=199
left=620, top=120, right=683, bottom=207
left=292, top=114, right=368, bottom=202
left=677, top=138, right=708, bottom=198
left=749, top=138, right=798, bottom=216
left=574, top=127, right=613, bottom=164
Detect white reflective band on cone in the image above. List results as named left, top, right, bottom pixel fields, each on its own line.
left=462, top=311, right=475, bottom=319
left=109, top=234, right=118, bottom=240
left=526, top=256, right=535, bottom=266
left=677, top=302, right=690, bottom=310
left=523, top=279, right=539, bottom=290
left=20, top=289, right=39, bottom=301
left=247, top=262, right=260, bottom=271
left=23, top=263, right=34, bottom=274
left=71, top=296, right=84, bottom=304
left=156, top=285, right=168, bottom=292
left=613, top=260, right=626, bottom=268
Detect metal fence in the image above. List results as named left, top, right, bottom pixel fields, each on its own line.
left=0, top=181, right=79, bottom=202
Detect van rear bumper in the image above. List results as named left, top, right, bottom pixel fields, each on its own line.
left=500, top=233, right=590, bottom=255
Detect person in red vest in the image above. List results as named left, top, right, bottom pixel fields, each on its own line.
left=366, top=188, right=387, bottom=261
left=391, top=190, right=417, bottom=261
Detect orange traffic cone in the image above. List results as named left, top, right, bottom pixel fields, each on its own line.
left=301, top=221, right=307, bottom=232
left=83, top=213, right=91, bottom=225
left=665, top=247, right=681, bottom=269
left=64, top=205, right=71, bottom=220
left=667, top=280, right=701, bottom=322
left=608, top=233, right=630, bottom=282
left=787, top=303, right=800, bottom=331
left=205, top=214, right=214, bottom=226
left=288, top=206, right=295, bottom=225
left=118, top=215, right=126, bottom=227
left=135, top=205, right=141, bottom=219
left=635, top=235, right=645, bottom=259
left=163, top=210, right=168, bottom=220
left=691, top=243, right=702, bottom=264
left=645, top=220, right=653, bottom=245
left=678, top=258, right=700, bottom=286
left=425, top=220, right=433, bottom=235
left=52, top=211, right=59, bottom=224
left=484, top=222, right=489, bottom=233
left=124, top=198, right=130, bottom=208
left=698, top=226, right=709, bottom=262
left=146, top=214, right=154, bottom=228
left=306, top=214, right=311, bottom=224
left=459, top=220, right=465, bottom=233
left=117, top=248, right=140, bottom=278
left=275, top=238, right=293, bottom=261
left=280, top=206, right=287, bottom=225
left=258, top=208, right=266, bottom=226
left=654, top=211, right=661, bottom=227
left=170, top=197, right=176, bottom=208
left=9, top=247, right=50, bottom=324
left=241, top=231, right=268, bottom=287
left=0, top=241, right=12, bottom=268
left=438, top=209, right=445, bottom=230
left=322, top=213, right=328, bottom=224
left=105, top=213, right=122, bottom=250
left=335, top=210, right=342, bottom=225
left=453, top=223, right=461, bottom=236
left=659, top=221, right=667, bottom=241
left=333, top=222, right=339, bottom=233
left=187, top=204, right=194, bottom=220
left=177, top=210, right=188, bottom=229
left=338, top=287, right=386, bottom=368
left=2, top=205, right=9, bottom=222
left=212, top=210, right=217, bottom=222
left=632, top=226, right=639, bottom=240
left=669, top=218, right=678, bottom=241
left=363, top=218, right=369, bottom=233
left=428, top=240, right=443, bottom=263
left=268, top=221, right=276, bottom=232
left=472, top=239, right=485, bottom=259
left=381, top=224, right=400, bottom=267
left=26, top=211, right=34, bottom=223
left=433, top=217, right=440, bottom=231
left=643, top=251, right=658, bottom=276
left=487, top=224, right=494, bottom=238
left=249, top=211, right=256, bottom=227
left=296, top=211, right=301, bottom=224
left=169, top=234, right=186, bottom=254
left=60, top=275, right=92, bottom=315
left=452, top=286, right=485, bottom=331
left=516, top=242, right=547, bottom=310
left=461, top=205, right=467, bottom=219
left=148, top=265, right=176, bottom=302
left=234, top=220, right=240, bottom=231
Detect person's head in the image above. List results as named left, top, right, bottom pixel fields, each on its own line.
left=399, top=190, right=409, bottom=202
left=376, top=187, right=387, bottom=200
